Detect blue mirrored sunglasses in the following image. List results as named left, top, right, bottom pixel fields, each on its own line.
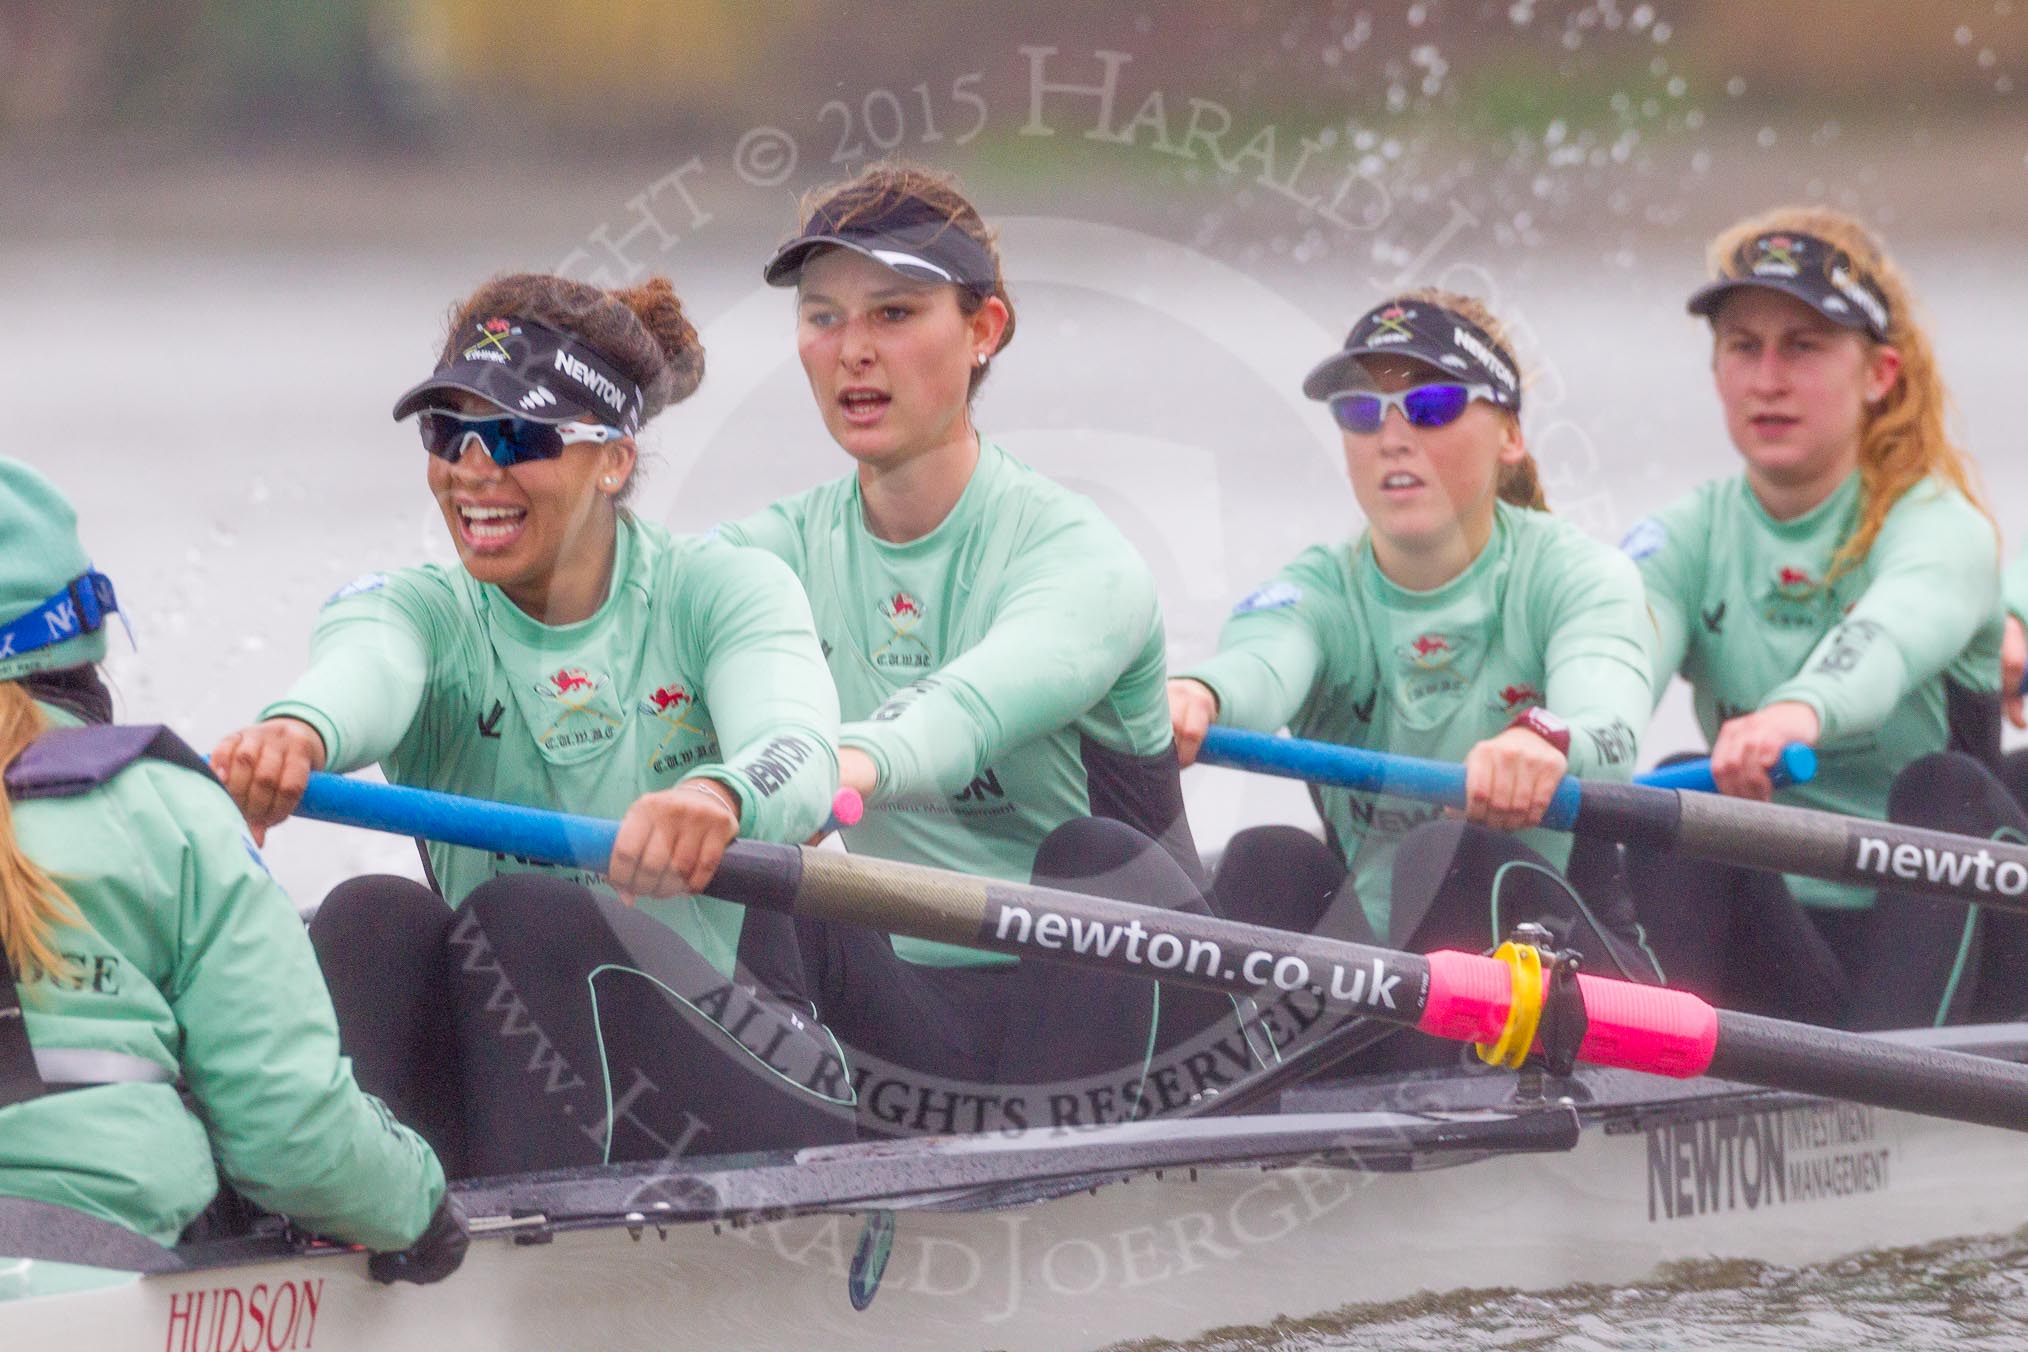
left=417, top=411, right=626, bottom=468
left=1327, top=383, right=1496, bottom=435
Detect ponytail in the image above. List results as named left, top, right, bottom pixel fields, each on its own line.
left=0, top=683, right=77, bottom=979
left=1497, top=454, right=1548, bottom=511
left=440, top=273, right=706, bottom=424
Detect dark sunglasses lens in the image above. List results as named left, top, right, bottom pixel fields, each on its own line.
left=498, top=421, right=567, bottom=464
left=418, top=412, right=465, bottom=459
left=1403, top=385, right=1472, bottom=427
left=1330, top=395, right=1385, bottom=434
left=416, top=414, right=568, bottom=466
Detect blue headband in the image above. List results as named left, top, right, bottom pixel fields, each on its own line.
left=0, top=571, right=119, bottom=668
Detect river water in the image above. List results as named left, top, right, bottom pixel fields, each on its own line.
left=9, top=226, right=2028, bottom=1345
left=1129, top=1228, right=2028, bottom=1350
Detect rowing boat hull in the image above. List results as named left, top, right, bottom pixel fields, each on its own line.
left=8, top=1034, right=2026, bottom=1350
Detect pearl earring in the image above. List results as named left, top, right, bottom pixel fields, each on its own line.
left=602, top=476, right=618, bottom=486
left=976, top=352, right=988, bottom=366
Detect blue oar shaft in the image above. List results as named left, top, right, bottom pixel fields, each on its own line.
left=1192, top=729, right=2028, bottom=916
left=1631, top=744, right=1816, bottom=793
left=1198, top=726, right=1587, bottom=827
left=1195, top=728, right=1812, bottom=830
left=299, top=773, right=618, bottom=869
left=295, top=776, right=863, bottom=856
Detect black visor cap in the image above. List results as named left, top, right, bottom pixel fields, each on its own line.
left=391, top=317, right=645, bottom=431
left=1686, top=231, right=1892, bottom=341
left=764, top=196, right=997, bottom=295
left=1302, top=298, right=1522, bottom=413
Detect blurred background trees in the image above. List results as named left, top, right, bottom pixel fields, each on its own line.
left=4, top=1, right=2022, bottom=152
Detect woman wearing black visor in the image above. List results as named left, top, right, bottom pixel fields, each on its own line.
left=214, top=273, right=858, bottom=1173
left=717, top=164, right=1252, bottom=1131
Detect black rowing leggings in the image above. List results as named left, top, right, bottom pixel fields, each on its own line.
left=310, top=875, right=856, bottom=1179
left=1618, top=750, right=2019, bottom=1030
left=794, top=816, right=1256, bottom=1134
left=1975, top=747, right=2028, bottom=1020
left=1212, top=818, right=1661, bottom=1073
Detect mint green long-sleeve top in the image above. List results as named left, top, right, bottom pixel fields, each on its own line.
left=1628, top=471, right=2002, bottom=909
left=1184, top=502, right=1655, bottom=938
left=1, top=704, right=444, bottom=1251
left=719, top=441, right=1182, bottom=966
left=260, top=513, right=840, bottom=976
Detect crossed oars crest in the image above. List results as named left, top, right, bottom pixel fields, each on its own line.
left=639, top=683, right=704, bottom=753
left=534, top=666, right=620, bottom=743
left=1368, top=304, right=1415, bottom=340
left=872, top=591, right=928, bottom=661
left=1753, top=235, right=1801, bottom=272
left=470, top=319, right=515, bottom=356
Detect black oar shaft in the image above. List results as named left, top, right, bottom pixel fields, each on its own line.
left=716, top=840, right=2028, bottom=1131
left=295, top=773, right=2028, bottom=1136
left=1577, top=781, right=2028, bottom=915
left=1710, top=1011, right=2028, bottom=1133
left=714, top=843, right=1438, bottom=1024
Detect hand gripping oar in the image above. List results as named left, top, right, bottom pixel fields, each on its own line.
left=1632, top=748, right=1818, bottom=793
left=294, top=772, right=2028, bottom=1134
left=1196, top=725, right=1816, bottom=826
left=1196, top=728, right=2028, bottom=918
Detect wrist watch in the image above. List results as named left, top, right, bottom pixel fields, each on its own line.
left=1507, top=706, right=1571, bottom=756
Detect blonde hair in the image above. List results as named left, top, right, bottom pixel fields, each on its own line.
left=1702, top=206, right=1989, bottom=581
left=0, top=683, right=77, bottom=979
left=1393, top=287, right=1547, bottom=511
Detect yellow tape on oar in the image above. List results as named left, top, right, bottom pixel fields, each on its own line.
left=1475, top=942, right=1545, bottom=1069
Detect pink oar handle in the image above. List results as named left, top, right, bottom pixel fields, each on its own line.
left=829, top=788, right=865, bottom=829
left=1570, top=971, right=1719, bottom=1077
left=1419, top=950, right=1718, bottom=1079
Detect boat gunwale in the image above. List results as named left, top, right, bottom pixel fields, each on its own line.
left=20, top=1022, right=2028, bottom=1281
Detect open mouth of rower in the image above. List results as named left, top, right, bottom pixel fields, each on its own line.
left=1380, top=471, right=1426, bottom=492
left=838, top=388, right=891, bottom=424
left=457, top=504, right=528, bottom=549
left=1750, top=414, right=1801, bottom=434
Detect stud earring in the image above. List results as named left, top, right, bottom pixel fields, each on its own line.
left=976, top=352, right=988, bottom=366
left=602, top=476, right=618, bottom=486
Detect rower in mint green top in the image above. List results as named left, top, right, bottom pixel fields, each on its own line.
left=1186, top=500, right=1652, bottom=934
left=0, top=457, right=442, bottom=1266
left=719, top=439, right=1180, bottom=964
left=1628, top=469, right=2000, bottom=908
left=6, top=707, right=446, bottom=1251
left=259, top=512, right=839, bottom=977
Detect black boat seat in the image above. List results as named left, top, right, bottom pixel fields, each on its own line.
left=0, top=1197, right=186, bottom=1273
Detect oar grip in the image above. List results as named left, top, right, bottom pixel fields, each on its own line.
left=1775, top=742, right=1818, bottom=787
left=1635, top=742, right=1816, bottom=793
left=1419, top=950, right=1718, bottom=1078
left=1418, top=950, right=1514, bottom=1044
left=830, top=789, right=865, bottom=828
left=1571, top=972, right=1718, bottom=1078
